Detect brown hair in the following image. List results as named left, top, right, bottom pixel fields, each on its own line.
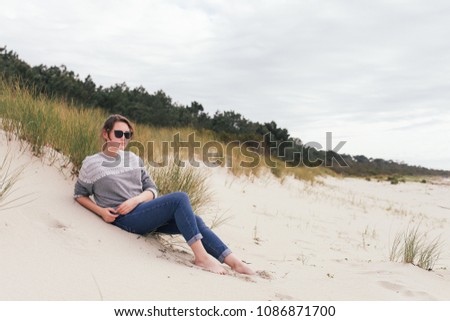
left=101, top=114, right=134, bottom=141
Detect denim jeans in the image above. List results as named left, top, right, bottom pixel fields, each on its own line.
left=113, top=192, right=232, bottom=263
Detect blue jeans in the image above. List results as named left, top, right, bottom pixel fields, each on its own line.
left=112, top=192, right=232, bottom=263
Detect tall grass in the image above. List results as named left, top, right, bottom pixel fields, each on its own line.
left=0, top=79, right=104, bottom=173
left=0, top=148, right=32, bottom=211
left=146, top=159, right=212, bottom=214
left=389, top=224, right=442, bottom=271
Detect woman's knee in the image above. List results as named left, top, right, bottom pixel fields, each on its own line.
left=171, top=191, right=189, bottom=202
left=170, top=191, right=191, bottom=207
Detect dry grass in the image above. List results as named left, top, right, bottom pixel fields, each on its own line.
left=146, top=159, right=212, bottom=215
left=0, top=148, right=33, bottom=211
left=210, top=213, right=233, bottom=230
left=0, top=79, right=104, bottom=173
left=389, top=224, right=442, bottom=271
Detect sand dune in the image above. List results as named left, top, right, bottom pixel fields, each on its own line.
left=1, top=132, right=449, bottom=300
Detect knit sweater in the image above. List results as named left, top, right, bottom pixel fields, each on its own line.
left=74, top=151, right=158, bottom=209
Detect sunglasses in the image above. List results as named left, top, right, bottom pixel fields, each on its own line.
left=113, top=130, right=133, bottom=139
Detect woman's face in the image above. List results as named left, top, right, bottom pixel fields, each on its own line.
left=103, top=121, right=132, bottom=152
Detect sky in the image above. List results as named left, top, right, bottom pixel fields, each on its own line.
left=1, top=0, right=450, bottom=170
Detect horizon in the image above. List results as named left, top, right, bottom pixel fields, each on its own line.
left=1, top=0, right=449, bottom=170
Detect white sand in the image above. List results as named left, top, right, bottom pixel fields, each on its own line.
left=1, top=132, right=449, bottom=300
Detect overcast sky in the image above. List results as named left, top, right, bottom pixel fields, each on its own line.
left=1, top=0, right=450, bottom=170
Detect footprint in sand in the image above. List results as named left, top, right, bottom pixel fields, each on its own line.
left=34, top=212, right=69, bottom=230
left=377, top=280, right=435, bottom=299
left=33, top=212, right=90, bottom=250
left=378, top=280, right=403, bottom=292
left=275, top=292, right=295, bottom=300
left=256, top=270, right=274, bottom=280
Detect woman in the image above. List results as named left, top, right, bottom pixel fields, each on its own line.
left=74, top=114, right=254, bottom=275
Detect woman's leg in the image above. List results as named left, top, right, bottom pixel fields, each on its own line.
left=156, top=215, right=231, bottom=263
left=151, top=207, right=255, bottom=275
left=194, top=216, right=255, bottom=275
left=113, top=192, right=227, bottom=274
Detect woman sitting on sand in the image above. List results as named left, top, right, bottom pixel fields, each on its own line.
left=74, top=114, right=254, bottom=275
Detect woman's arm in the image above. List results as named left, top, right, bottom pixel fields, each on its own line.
left=115, top=190, right=154, bottom=215
left=75, top=196, right=118, bottom=223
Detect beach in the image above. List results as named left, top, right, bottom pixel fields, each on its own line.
left=1, top=132, right=449, bottom=300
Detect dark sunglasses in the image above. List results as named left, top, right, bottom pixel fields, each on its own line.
left=113, top=130, right=133, bottom=139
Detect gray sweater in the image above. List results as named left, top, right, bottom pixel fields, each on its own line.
left=74, top=151, right=158, bottom=209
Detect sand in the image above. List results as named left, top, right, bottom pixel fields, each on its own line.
left=1, top=132, right=449, bottom=300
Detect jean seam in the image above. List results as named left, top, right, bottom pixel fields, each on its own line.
left=177, top=201, right=199, bottom=242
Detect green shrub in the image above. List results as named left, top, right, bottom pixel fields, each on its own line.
left=390, top=177, right=399, bottom=185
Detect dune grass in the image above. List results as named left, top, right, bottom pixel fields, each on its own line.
left=0, top=79, right=104, bottom=173
left=0, top=148, right=33, bottom=211
left=146, top=158, right=212, bottom=214
left=389, top=224, right=442, bottom=271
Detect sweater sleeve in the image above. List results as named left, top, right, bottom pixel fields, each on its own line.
left=140, top=159, right=158, bottom=198
left=74, top=179, right=93, bottom=199
left=73, top=159, right=93, bottom=199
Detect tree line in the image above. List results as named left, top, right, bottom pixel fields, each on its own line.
left=0, top=48, right=289, bottom=142
left=1, top=46, right=448, bottom=177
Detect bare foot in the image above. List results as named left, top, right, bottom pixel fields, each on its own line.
left=224, top=254, right=256, bottom=275
left=194, top=256, right=228, bottom=275
left=231, top=261, right=255, bottom=275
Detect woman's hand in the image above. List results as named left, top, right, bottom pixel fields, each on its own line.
left=115, top=197, right=140, bottom=215
left=114, top=191, right=154, bottom=215
left=99, top=207, right=119, bottom=223
left=75, top=196, right=119, bottom=223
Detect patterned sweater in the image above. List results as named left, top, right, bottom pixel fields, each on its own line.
left=74, top=151, right=158, bottom=209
